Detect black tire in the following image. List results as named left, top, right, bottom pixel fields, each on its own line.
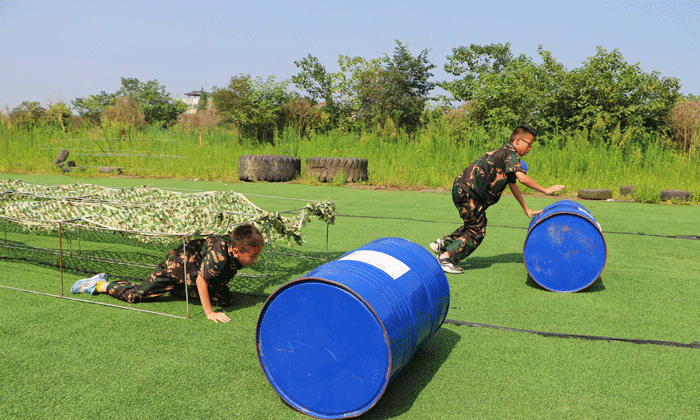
left=660, top=189, right=691, bottom=202
left=238, top=155, right=301, bottom=182
left=620, top=185, right=636, bottom=196
left=577, top=188, right=612, bottom=200
left=53, top=149, right=69, bottom=165
left=305, top=157, right=368, bottom=183
left=65, top=160, right=76, bottom=167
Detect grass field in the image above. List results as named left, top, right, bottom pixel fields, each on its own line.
left=1, top=173, right=699, bottom=419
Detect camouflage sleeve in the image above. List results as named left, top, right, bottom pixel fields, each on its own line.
left=504, top=149, right=523, bottom=183
left=197, top=238, right=228, bottom=284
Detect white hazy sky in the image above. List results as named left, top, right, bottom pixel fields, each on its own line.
left=1, top=0, right=698, bottom=111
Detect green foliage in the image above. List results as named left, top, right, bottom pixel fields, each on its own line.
left=72, top=78, right=186, bottom=128
left=294, top=41, right=435, bottom=135
left=440, top=44, right=681, bottom=140
left=197, top=88, right=209, bottom=113
left=211, top=74, right=295, bottom=143
left=440, top=44, right=568, bottom=133
left=101, top=96, right=146, bottom=128
left=2, top=116, right=699, bottom=203
left=291, top=54, right=348, bottom=127
left=634, top=186, right=661, bottom=204
left=440, top=42, right=515, bottom=103
left=354, top=41, right=436, bottom=134
left=565, top=47, right=681, bottom=133
left=116, top=77, right=186, bottom=128
left=280, top=97, right=327, bottom=138
left=71, top=91, right=117, bottom=124
left=8, top=101, right=46, bottom=130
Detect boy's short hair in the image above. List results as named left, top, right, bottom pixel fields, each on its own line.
left=231, top=224, right=265, bottom=252
left=510, top=125, right=535, bottom=142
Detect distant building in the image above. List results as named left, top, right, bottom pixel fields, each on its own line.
left=175, top=91, right=209, bottom=114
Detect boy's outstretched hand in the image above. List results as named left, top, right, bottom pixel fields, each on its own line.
left=206, top=311, right=232, bottom=323
left=544, top=185, right=565, bottom=195
left=525, top=208, right=542, bottom=218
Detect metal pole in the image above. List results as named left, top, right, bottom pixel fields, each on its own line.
left=326, top=224, right=329, bottom=261
left=182, top=236, right=190, bottom=319
left=264, top=224, right=270, bottom=279
left=59, top=222, right=64, bottom=297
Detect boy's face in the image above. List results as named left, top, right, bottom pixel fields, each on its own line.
left=232, top=246, right=262, bottom=267
left=514, top=133, right=534, bottom=156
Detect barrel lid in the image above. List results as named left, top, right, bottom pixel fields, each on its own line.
left=256, top=279, right=391, bottom=419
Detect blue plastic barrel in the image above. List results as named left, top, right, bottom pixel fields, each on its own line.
left=523, top=200, right=607, bottom=292
left=256, top=237, right=450, bottom=419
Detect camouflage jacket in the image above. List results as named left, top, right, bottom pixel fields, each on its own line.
left=156, top=236, right=242, bottom=292
left=453, top=142, right=525, bottom=207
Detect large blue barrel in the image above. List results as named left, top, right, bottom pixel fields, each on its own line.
left=523, top=200, right=607, bottom=293
left=256, top=237, right=450, bottom=419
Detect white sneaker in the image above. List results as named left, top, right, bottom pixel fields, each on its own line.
left=429, top=238, right=446, bottom=254
left=438, top=255, right=464, bottom=274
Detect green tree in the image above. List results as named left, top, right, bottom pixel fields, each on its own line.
left=197, top=87, right=209, bottom=113
left=440, top=42, right=514, bottom=104
left=101, top=96, right=146, bottom=128
left=440, top=44, right=681, bottom=137
left=115, top=78, right=186, bottom=127
left=293, top=41, right=435, bottom=134
left=8, top=101, right=46, bottom=130
left=71, top=91, right=116, bottom=124
left=291, top=54, right=345, bottom=126
left=564, top=47, right=681, bottom=132
left=354, top=41, right=436, bottom=134
left=211, top=74, right=294, bottom=142
left=72, top=78, right=185, bottom=127
left=45, top=100, right=73, bottom=132
left=440, top=43, right=567, bottom=132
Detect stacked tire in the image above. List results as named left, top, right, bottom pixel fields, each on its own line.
left=238, top=155, right=301, bottom=182
left=305, top=157, right=368, bottom=183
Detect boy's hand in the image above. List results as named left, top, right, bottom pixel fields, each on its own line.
left=525, top=208, right=542, bottom=218
left=206, top=311, right=231, bottom=323
left=544, top=185, right=565, bottom=195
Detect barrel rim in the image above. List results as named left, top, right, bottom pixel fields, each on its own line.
left=528, top=208, right=602, bottom=235
left=523, top=210, right=608, bottom=293
left=255, top=276, right=392, bottom=419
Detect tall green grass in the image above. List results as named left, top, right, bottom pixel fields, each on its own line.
left=1, top=120, right=698, bottom=202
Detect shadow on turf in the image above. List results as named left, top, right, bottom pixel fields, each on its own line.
left=525, top=274, right=606, bottom=293
left=460, top=252, right=523, bottom=269
left=360, top=328, right=461, bottom=419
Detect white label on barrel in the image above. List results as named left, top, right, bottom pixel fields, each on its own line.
left=339, top=250, right=410, bottom=279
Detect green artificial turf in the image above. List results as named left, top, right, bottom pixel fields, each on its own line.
left=1, top=173, right=699, bottom=419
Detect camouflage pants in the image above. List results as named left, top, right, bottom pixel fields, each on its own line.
left=106, top=242, right=233, bottom=306
left=443, top=185, right=487, bottom=263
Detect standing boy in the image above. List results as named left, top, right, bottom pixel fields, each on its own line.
left=430, top=126, right=564, bottom=274
left=72, top=223, right=265, bottom=323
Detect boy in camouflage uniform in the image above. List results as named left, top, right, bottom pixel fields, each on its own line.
left=430, top=126, right=564, bottom=274
left=72, top=224, right=265, bottom=323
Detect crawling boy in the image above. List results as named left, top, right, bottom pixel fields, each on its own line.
left=72, top=223, right=264, bottom=323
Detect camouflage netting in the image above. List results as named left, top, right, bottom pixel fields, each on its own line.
left=0, top=180, right=335, bottom=246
